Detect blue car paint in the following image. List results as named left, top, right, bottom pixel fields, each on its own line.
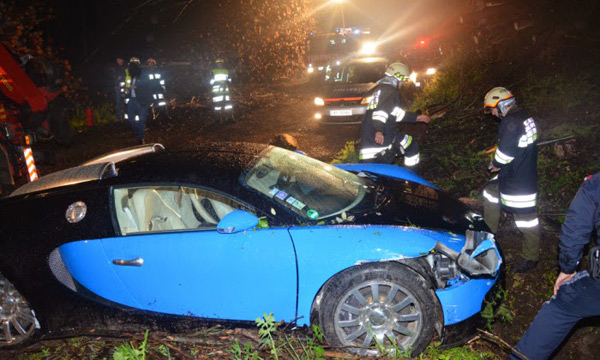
left=60, top=240, right=140, bottom=308
left=288, top=225, right=472, bottom=326
left=435, top=276, right=498, bottom=325
left=335, top=163, right=438, bottom=189
left=61, top=228, right=297, bottom=321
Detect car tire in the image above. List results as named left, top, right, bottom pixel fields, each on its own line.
left=315, top=262, right=437, bottom=356
left=0, top=273, right=38, bottom=346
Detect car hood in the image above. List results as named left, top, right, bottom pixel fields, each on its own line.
left=323, top=82, right=376, bottom=98
left=349, top=175, right=488, bottom=235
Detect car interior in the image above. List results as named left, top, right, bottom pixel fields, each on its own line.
left=113, top=186, right=237, bottom=235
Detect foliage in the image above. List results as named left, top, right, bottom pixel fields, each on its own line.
left=419, top=342, right=494, bottom=360
left=330, top=141, right=358, bottom=164
left=481, top=288, right=513, bottom=331
left=70, top=104, right=119, bottom=132
left=256, top=313, right=280, bottom=360
left=112, top=329, right=149, bottom=360
left=520, top=72, right=599, bottom=116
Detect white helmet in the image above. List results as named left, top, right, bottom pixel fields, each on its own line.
left=385, top=62, right=411, bottom=82
left=484, top=87, right=516, bottom=116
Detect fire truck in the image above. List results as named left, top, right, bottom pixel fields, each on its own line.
left=0, top=43, right=72, bottom=196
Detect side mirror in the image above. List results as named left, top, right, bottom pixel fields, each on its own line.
left=217, top=210, right=259, bottom=234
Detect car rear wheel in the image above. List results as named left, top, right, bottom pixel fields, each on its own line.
left=315, top=263, right=437, bottom=356
left=0, top=273, right=38, bottom=346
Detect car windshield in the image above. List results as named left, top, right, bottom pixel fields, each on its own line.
left=243, top=147, right=368, bottom=220
left=327, top=60, right=386, bottom=84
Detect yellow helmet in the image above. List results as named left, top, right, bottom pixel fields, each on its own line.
left=484, top=87, right=514, bottom=109
left=385, top=62, right=411, bottom=82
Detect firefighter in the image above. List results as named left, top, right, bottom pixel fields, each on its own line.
left=510, top=173, right=600, bottom=360
left=482, top=87, right=540, bottom=273
left=146, top=58, right=168, bottom=121
left=122, top=57, right=155, bottom=144
left=210, top=59, right=233, bottom=122
left=358, top=62, right=430, bottom=166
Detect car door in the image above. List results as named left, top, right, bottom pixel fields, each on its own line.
left=66, top=185, right=297, bottom=322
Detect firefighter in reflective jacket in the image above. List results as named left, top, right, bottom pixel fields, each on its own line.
left=146, top=58, right=168, bottom=120
left=482, top=87, right=540, bottom=273
left=359, top=62, right=430, bottom=166
left=210, top=59, right=232, bottom=113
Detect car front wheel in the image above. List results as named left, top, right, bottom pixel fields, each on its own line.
left=316, top=263, right=437, bottom=356
left=0, top=273, right=38, bottom=346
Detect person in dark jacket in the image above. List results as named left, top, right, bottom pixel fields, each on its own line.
left=509, top=173, right=600, bottom=360
left=123, top=57, right=158, bottom=144
left=358, top=62, right=430, bottom=166
left=482, top=87, right=540, bottom=273
left=109, top=57, right=126, bottom=119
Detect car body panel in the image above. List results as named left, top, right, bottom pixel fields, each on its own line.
left=289, top=225, right=476, bottom=326
left=435, top=277, right=498, bottom=325
left=61, top=228, right=297, bottom=321
left=335, top=163, right=438, bottom=189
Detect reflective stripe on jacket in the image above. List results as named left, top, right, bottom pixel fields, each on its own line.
left=492, top=108, right=538, bottom=213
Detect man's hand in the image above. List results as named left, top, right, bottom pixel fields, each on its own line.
left=416, top=114, right=430, bottom=124
left=554, top=272, right=576, bottom=296
left=375, top=132, right=384, bottom=145
left=489, top=161, right=501, bottom=173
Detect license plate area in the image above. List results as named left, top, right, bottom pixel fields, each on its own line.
left=330, top=109, right=353, bottom=116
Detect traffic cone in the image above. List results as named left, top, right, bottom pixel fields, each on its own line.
left=86, top=107, right=94, bottom=127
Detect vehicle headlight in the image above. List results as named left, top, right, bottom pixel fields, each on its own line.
left=410, top=71, right=418, bottom=84
left=426, top=68, right=436, bottom=75
left=314, top=97, right=325, bottom=106
left=307, top=64, right=314, bottom=73
left=360, top=96, right=372, bottom=105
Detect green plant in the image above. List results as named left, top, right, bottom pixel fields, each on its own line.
left=112, top=329, right=150, bottom=360
left=330, top=141, right=358, bottom=164
left=228, top=340, right=261, bottom=360
left=256, top=313, right=280, bottom=360
left=419, top=342, right=494, bottom=359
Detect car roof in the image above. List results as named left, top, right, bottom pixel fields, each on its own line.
left=10, top=142, right=268, bottom=197
left=338, top=56, right=388, bottom=66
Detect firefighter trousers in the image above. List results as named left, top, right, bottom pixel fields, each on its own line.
left=483, top=181, right=541, bottom=261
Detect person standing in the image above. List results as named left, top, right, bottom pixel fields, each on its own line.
left=146, top=58, right=169, bottom=121
left=358, top=62, right=430, bottom=166
left=110, top=57, right=125, bottom=119
left=482, top=87, right=540, bottom=273
left=510, top=173, right=600, bottom=360
left=123, top=57, right=154, bottom=144
left=210, top=59, right=233, bottom=122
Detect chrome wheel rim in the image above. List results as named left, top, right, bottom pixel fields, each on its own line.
left=334, top=280, right=423, bottom=354
left=0, top=274, right=37, bottom=345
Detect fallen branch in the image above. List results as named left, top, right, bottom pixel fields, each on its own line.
left=477, top=328, right=528, bottom=360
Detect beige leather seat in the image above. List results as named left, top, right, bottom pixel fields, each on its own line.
left=114, top=189, right=139, bottom=234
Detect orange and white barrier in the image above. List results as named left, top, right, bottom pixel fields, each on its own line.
left=23, top=147, right=38, bottom=181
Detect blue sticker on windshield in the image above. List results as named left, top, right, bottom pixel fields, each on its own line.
left=275, top=191, right=288, bottom=200
left=269, top=188, right=280, bottom=196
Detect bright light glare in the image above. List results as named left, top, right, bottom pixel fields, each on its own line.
left=314, top=97, right=325, bottom=106
left=307, top=67, right=314, bottom=74
left=314, top=113, right=322, bottom=120
left=426, top=68, right=436, bottom=75
left=409, top=71, right=418, bottom=84
left=359, top=41, right=377, bottom=55
left=335, top=0, right=344, bottom=3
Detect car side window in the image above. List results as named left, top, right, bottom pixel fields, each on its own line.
left=113, top=186, right=242, bottom=235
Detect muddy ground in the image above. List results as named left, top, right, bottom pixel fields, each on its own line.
left=3, top=82, right=599, bottom=359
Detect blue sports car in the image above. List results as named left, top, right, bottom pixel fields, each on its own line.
left=0, top=143, right=502, bottom=356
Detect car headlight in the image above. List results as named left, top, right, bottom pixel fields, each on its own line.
left=314, top=97, right=325, bottom=106
left=307, top=64, right=314, bottom=74
left=426, top=68, right=436, bottom=75
left=360, top=96, right=372, bottom=105
left=432, top=230, right=502, bottom=279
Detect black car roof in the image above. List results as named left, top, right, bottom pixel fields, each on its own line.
left=10, top=142, right=267, bottom=197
